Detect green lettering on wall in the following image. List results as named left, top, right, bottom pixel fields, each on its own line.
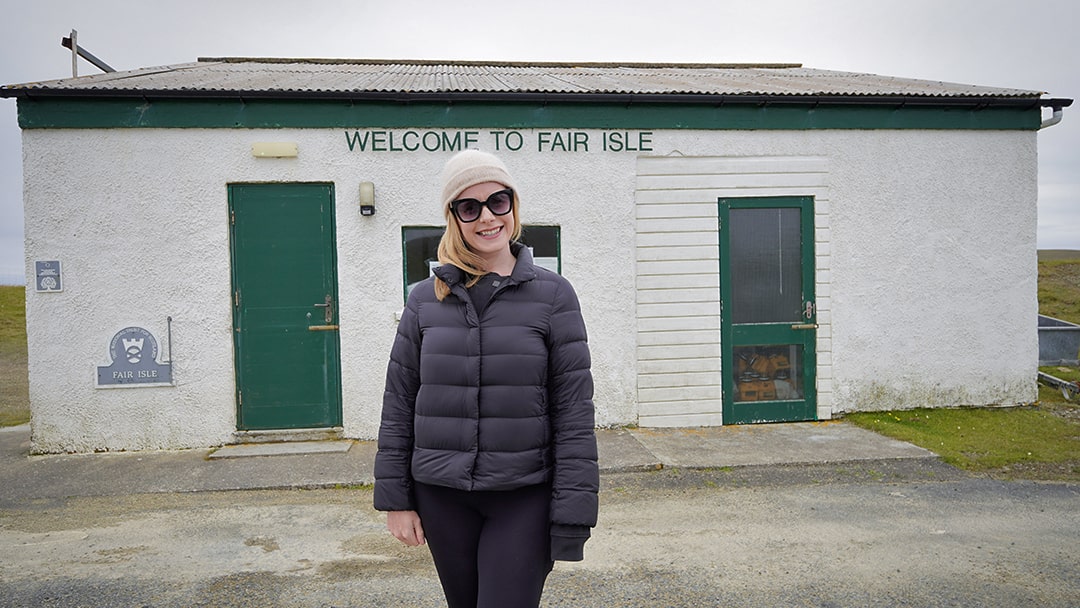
left=346, top=130, right=370, bottom=151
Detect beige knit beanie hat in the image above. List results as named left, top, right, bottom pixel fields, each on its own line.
left=440, top=149, right=517, bottom=210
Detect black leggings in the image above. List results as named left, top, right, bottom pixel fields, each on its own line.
left=414, top=482, right=554, bottom=608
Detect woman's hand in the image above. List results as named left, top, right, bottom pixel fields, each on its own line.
left=387, top=510, right=426, bottom=546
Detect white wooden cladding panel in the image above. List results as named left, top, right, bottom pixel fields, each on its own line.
left=637, top=245, right=719, bottom=262
left=639, top=358, right=721, bottom=375
left=637, top=273, right=719, bottom=291
left=637, top=287, right=718, bottom=306
left=635, top=155, right=830, bottom=428
left=636, top=231, right=717, bottom=248
left=637, top=301, right=720, bottom=319
left=638, top=315, right=719, bottom=333
left=637, top=259, right=718, bottom=276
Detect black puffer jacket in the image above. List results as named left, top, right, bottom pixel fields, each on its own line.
left=374, top=244, right=599, bottom=535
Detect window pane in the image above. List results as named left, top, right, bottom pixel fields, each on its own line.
left=402, top=227, right=443, bottom=301
left=729, top=208, right=802, bottom=324
left=734, top=344, right=803, bottom=402
left=520, top=225, right=560, bottom=274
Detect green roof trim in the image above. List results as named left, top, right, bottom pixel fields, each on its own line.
left=15, top=97, right=1041, bottom=130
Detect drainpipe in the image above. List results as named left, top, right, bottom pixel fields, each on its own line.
left=1040, top=98, right=1073, bottom=129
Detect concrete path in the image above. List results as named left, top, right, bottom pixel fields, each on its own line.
left=0, top=421, right=933, bottom=506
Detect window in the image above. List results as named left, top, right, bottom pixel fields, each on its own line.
left=401, top=225, right=561, bottom=301
left=520, top=225, right=561, bottom=274
left=402, top=226, right=444, bottom=301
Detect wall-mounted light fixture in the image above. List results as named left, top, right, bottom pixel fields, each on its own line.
left=359, top=181, right=376, bottom=216
left=251, top=142, right=299, bottom=158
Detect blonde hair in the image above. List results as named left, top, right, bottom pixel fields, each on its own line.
left=434, top=191, right=522, bottom=301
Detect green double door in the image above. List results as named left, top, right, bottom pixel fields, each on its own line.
left=228, top=183, right=343, bottom=431
left=719, top=196, right=817, bottom=424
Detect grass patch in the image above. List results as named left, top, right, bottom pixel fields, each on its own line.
left=1038, top=254, right=1080, bottom=324
left=845, top=399, right=1080, bottom=481
left=0, top=286, right=30, bottom=427
left=1041, top=366, right=1080, bottom=384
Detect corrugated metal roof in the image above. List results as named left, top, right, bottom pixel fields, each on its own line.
left=1, top=58, right=1044, bottom=100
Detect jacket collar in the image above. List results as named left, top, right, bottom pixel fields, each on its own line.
left=434, top=241, right=537, bottom=287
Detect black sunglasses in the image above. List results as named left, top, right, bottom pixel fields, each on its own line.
left=449, top=188, right=514, bottom=223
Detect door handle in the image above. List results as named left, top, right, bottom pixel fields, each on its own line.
left=308, top=324, right=340, bottom=331
left=313, top=295, right=333, bottom=323
left=794, top=301, right=816, bottom=330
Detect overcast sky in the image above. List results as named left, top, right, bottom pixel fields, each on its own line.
left=1, top=0, right=1077, bottom=283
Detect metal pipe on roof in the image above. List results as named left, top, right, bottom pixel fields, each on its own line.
left=60, top=32, right=116, bottom=75
left=69, top=30, right=77, bottom=78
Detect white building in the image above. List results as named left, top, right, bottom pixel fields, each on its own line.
left=2, top=59, right=1070, bottom=453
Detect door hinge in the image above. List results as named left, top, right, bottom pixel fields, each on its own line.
left=234, top=291, right=240, bottom=307
left=238, top=390, right=242, bottom=406
left=230, top=210, right=235, bottom=226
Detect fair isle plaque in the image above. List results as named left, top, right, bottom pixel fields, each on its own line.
left=96, top=326, right=174, bottom=387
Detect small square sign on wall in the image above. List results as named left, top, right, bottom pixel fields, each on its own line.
left=34, top=260, right=62, bottom=292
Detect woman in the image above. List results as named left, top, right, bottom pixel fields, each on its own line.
left=374, top=149, right=599, bottom=608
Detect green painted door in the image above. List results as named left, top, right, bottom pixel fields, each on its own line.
left=229, top=183, right=342, bottom=430
left=719, top=196, right=816, bottom=424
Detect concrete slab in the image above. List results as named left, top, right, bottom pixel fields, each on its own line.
left=208, top=440, right=354, bottom=459
left=596, top=427, right=662, bottom=473
left=628, top=421, right=935, bottom=468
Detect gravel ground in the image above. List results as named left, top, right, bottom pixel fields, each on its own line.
left=2, top=460, right=1078, bottom=608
